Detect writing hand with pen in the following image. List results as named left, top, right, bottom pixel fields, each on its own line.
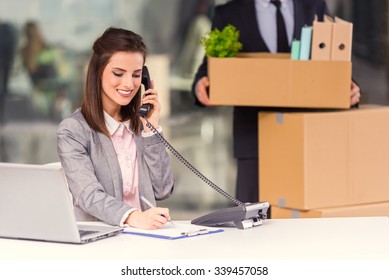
left=124, top=195, right=174, bottom=230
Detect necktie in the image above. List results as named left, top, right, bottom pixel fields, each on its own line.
left=271, top=0, right=290, bottom=52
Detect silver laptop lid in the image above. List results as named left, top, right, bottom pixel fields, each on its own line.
left=0, top=162, right=86, bottom=243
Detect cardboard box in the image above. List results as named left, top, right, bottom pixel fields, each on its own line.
left=272, top=202, right=389, bottom=219
left=259, top=106, right=389, bottom=210
left=208, top=53, right=351, bottom=108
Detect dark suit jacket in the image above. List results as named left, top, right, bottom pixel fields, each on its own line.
left=192, top=0, right=330, bottom=159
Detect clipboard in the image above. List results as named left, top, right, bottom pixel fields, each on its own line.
left=122, top=221, right=224, bottom=240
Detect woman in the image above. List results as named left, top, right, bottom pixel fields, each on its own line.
left=57, top=27, right=174, bottom=229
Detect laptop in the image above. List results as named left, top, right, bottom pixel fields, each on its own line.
left=0, top=162, right=123, bottom=244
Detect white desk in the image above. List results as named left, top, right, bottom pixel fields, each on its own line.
left=1, top=217, right=389, bottom=260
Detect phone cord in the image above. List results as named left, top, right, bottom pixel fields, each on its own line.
left=142, top=117, right=242, bottom=206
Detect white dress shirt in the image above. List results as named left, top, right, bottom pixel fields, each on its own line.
left=255, top=0, right=295, bottom=53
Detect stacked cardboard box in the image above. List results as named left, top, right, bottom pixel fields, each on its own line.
left=271, top=202, right=389, bottom=218
left=258, top=106, right=389, bottom=218
left=207, top=52, right=388, bottom=219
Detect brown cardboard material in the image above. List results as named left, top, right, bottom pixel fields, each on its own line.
left=311, top=18, right=333, bottom=61
left=208, top=53, right=351, bottom=108
left=271, top=202, right=389, bottom=219
left=331, top=17, right=353, bottom=61
left=259, top=106, right=389, bottom=210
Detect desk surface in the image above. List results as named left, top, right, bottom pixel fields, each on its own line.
left=1, top=217, right=389, bottom=260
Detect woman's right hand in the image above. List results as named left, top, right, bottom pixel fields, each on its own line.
left=125, top=207, right=171, bottom=230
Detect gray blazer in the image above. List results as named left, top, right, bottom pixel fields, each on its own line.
left=57, top=109, right=174, bottom=226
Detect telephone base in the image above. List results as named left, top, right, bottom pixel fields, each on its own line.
left=236, top=217, right=263, bottom=229
left=191, top=201, right=270, bottom=230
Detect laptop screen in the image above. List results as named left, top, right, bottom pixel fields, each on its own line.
left=0, top=163, right=87, bottom=243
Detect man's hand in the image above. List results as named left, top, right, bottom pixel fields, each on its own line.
left=350, top=81, right=361, bottom=107
left=195, top=76, right=211, bottom=106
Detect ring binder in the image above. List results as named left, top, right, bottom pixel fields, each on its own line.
left=311, top=15, right=333, bottom=61
left=331, top=16, right=353, bottom=61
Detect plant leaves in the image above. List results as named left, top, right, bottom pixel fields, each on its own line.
left=200, top=24, right=243, bottom=57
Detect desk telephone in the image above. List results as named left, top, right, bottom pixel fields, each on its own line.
left=138, top=66, right=269, bottom=229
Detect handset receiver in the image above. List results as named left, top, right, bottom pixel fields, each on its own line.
left=138, top=66, right=152, bottom=117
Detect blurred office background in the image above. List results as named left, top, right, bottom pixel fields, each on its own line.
left=0, top=0, right=388, bottom=219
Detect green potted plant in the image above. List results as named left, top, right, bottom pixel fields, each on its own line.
left=200, top=24, right=243, bottom=57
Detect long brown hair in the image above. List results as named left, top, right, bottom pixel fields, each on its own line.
left=81, top=27, right=147, bottom=136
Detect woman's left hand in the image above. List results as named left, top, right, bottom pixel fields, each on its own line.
left=140, top=80, right=161, bottom=132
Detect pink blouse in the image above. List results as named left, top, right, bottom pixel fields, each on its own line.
left=109, top=119, right=141, bottom=210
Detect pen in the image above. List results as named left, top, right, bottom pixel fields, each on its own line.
left=139, top=194, right=174, bottom=226
left=181, top=229, right=209, bottom=237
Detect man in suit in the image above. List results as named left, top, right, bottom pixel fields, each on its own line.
left=192, top=0, right=361, bottom=204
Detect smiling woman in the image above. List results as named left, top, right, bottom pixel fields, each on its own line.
left=82, top=28, right=148, bottom=136
left=56, top=27, right=175, bottom=230
left=101, top=51, right=144, bottom=118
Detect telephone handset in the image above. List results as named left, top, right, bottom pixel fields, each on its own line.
left=137, top=68, right=269, bottom=229
left=138, top=66, right=152, bottom=117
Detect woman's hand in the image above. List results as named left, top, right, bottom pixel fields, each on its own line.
left=125, top=207, right=171, bottom=230
left=140, top=80, right=160, bottom=132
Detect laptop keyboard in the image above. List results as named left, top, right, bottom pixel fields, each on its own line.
left=79, top=230, right=99, bottom=237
